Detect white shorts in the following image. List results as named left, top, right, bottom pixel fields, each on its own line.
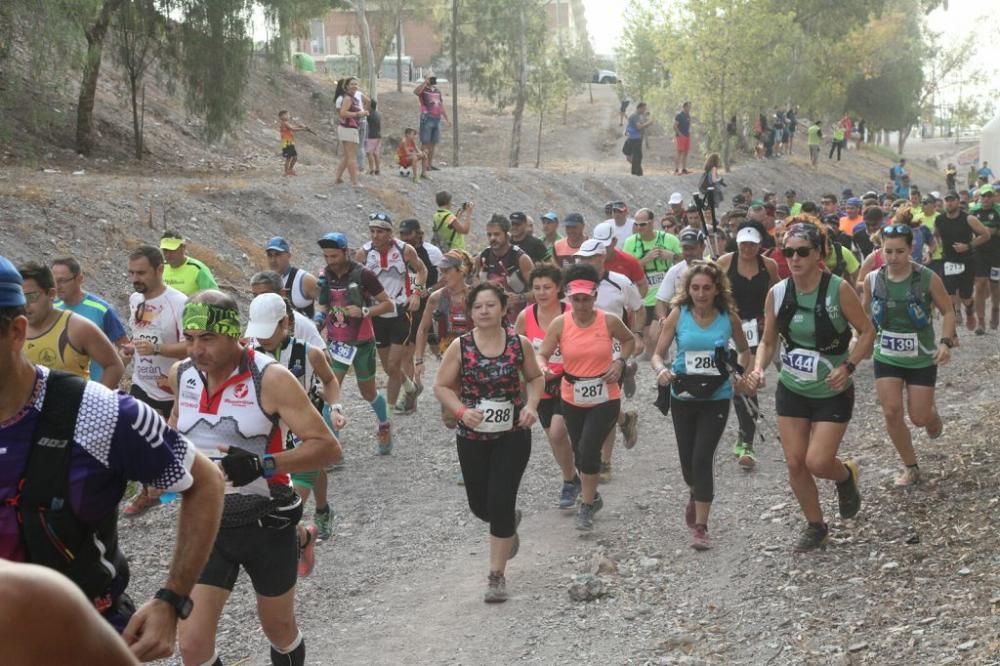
left=337, top=126, right=359, bottom=144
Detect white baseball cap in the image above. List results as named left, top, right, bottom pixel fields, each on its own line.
left=736, top=227, right=763, bottom=245
left=669, top=192, right=684, bottom=205
left=591, top=221, right=615, bottom=246
left=245, top=293, right=288, bottom=339
left=575, top=239, right=608, bottom=257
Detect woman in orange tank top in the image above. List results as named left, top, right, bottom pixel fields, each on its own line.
left=538, top=263, right=635, bottom=532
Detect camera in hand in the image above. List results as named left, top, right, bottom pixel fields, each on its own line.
left=428, top=76, right=437, bottom=86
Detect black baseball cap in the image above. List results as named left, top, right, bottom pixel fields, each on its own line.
left=564, top=212, right=584, bottom=226
left=943, top=190, right=959, bottom=200
left=399, top=218, right=421, bottom=232
left=509, top=211, right=527, bottom=223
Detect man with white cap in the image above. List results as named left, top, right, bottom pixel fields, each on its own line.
left=591, top=221, right=648, bottom=297
left=247, top=292, right=346, bottom=544
left=265, top=237, right=319, bottom=318
left=574, top=239, right=643, bottom=480
left=669, top=192, right=685, bottom=220
left=603, top=201, right=636, bottom=247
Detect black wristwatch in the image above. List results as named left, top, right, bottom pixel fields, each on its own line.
left=939, top=337, right=955, bottom=348
left=842, top=360, right=856, bottom=375
left=155, top=588, right=194, bottom=619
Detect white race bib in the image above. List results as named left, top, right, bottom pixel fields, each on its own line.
left=684, top=351, right=720, bottom=375
left=781, top=349, right=820, bottom=381
left=944, top=261, right=965, bottom=276
left=741, top=319, right=759, bottom=348
left=573, top=378, right=608, bottom=405
left=991, top=266, right=1000, bottom=282
left=532, top=338, right=562, bottom=364
left=880, top=331, right=918, bottom=358
left=329, top=340, right=358, bottom=365
left=646, top=271, right=665, bottom=287
left=474, top=399, right=514, bottom=433
left=612, top=339, right=622, bottom=361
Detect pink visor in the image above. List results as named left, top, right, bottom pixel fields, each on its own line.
left=566, top=279, right=597, bottom=297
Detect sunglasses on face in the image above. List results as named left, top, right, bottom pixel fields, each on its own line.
left=781, top=246, right=814, bottom=258
left=23, top=290, right=42, bottom=303
left=881, top=224, right=913, bottom=238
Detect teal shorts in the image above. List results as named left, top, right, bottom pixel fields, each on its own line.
left=330, top=339, right=378, bottom=382
left=291, top=470, right=320, bottom=490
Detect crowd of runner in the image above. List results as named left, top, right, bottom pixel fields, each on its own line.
left=1, top=173, right=998, bottom=663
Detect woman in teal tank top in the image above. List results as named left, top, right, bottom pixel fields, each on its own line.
left=651, top=261, right=752, bottom=551
left=861, top=223, right=956, bottom=487
left=747, top=220, right=875, bottom=553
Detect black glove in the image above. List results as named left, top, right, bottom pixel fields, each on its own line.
left=220, top=446, right=264, bottom=487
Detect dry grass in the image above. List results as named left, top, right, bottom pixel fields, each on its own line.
left=0, top=184, right=50, bottom=202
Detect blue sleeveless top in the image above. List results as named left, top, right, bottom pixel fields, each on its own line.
left=671, top=305, right=734, bottom=401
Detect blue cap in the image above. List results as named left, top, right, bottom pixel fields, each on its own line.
left=846, top=197, right=862, bottom=206
left=317, top=232, right=349, bottom=250
left=266, top=236, right=290, bottom=253
left=0, top=255, right=26, bottom=307
left=541, top=211, right=558, bottom=222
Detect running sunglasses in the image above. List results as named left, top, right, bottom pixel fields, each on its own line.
left=881, top=224, right=913, bottom=238
left=781, top=246, right=813, bottom=258
left=368, top=212, right=391, bottom=221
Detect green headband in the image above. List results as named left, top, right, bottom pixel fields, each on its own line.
left=182, top=302, right=241, bottom=338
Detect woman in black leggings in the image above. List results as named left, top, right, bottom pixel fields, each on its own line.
left=433, top=283, right=543, bottom=603
left=651, top=262, right=752, bottom=550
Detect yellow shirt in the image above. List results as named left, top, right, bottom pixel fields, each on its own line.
left=913, top=210, right=942, bottom=260
left=162, top=257, right=218, bottom=296
left=25, top=309, right=90, bottom=378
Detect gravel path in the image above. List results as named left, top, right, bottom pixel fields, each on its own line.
left=120, top=329, right=1000, bottom=665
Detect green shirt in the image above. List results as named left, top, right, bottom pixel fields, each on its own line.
left=807, top=125, right=822, bottom=146
left=833, top=127, right=846, bottom=141
left=162, top=257, right=217, bottom=296
left=623, top=231, right=682, bottom=306
left=869, top=266, right=935, bottom=369
left=432, top=209, right=466, bottom=251
left=913, top=210, right=943, bottom=260
left=825, top=243, right=859, bottom=275
left=777, top=274, right=851, bottom=399
left=789, top=203, right=802, bottom=216
left=542, top=233, right=563, bottom=260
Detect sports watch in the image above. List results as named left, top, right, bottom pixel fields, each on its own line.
left=939, top=337, right=955, bottom=348
left=261, top=453, right=277, bottom=479
left=154, top=588, right=193, bottom=619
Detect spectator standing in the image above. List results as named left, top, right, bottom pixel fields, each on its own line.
left=945, top=163, right=957, bottom=192
left=414, top=74, right=449, bottom=171
left=786, top=106, right=798, bottom=154
left=365, top=99, right=382, bottom=175
left=623, top=102, right=653, bottom=176
left=673, top=102, right=692, bottom=175
left=979, top=161, right=995, bottom=181
left=807, top=119, right=822, bottom=167
left=334, top=77, right=367, bottom=188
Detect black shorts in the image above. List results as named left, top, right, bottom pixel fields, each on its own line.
left=620, top=100, right=629, bottom=113
left=974, top=251, right=1000, bottom=280
left=873, top=360, right=938, bottom=386
left=644, top=305, right=657, bottom=329
left=199, top=522, right=298, bottom=597
left=775, top=383, right=854, bottom=423
left=406, top=299, right=427, bottom=345
left=942, top=261, right=974, bottom=299
left=538, top=395, right=562, bottom=430
left=372, top=307, right=412, bottom=349
left=129, top=384, right=173, bottom=418
left=282, top=144, right=297, bottom=159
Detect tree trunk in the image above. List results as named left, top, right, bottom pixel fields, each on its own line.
left=395, top=18, right=402, bottom=93
left=562, top=96, right=568, bottom=125
left=535, top=106, right=543, bottom=168
left=354, top=0, right=377, bottom=101
left=897, top=125, right=911, bottom=155
left=75, top=0, right=124, bottom=155
left=451, top=0, right=459, bottom=167
left=508, top=4, right=528, bottom=168
left=588, top=81, right=593, bottom=104
left=129, top=75, right=141, bottom=159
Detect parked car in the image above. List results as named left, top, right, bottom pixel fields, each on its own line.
left=593, top=69, right=619, bottom=84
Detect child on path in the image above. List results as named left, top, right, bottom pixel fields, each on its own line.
left=365, top=100, right=383, bottom=175
left=397, top=127, right=426, bottom=182
left=279, top=109, right=308, bottom=176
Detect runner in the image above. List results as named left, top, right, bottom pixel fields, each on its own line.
left=538, top=263, right=635, bottom=531
left=247, top=293, right=347, bottom=543
left=970, top=185, right=1000, bottom=332
left=514, top=264, right=578, bottom=508
left=861, top=223, right=956, bottom=486
left=715, top=225, right=779, bottom=468
left=603, top=201, right=636, bottom=247
left=357, top=213, right=429, bottom=432
left=159, top=231, right=218, bottom=296
left=265, top=236, right=319, bottom=318
left=478, top=214, right=535, bottom=324
left=623, top=207, right=681, bottom=354
left=654, top=227, right=709, bottom=320
left=315, top=232, right=396, bottom=455
left=509, top=212, right=548, bottom=263
left=250, top=271, right=326, bottom=350
left=396, top=218, right=443, bottom=413
left=121, top=245, right=191, bottom=516
left=651, top=261, right=752, bottom=549
left=432, top=282, right=542, bottom=603
left=934, top=191, right=990, bottom=332
left=171, top=290, right=342, bottom=666
left=574, top=238, right=644, bottom=481
left=746, top=222, right=874, bottom=552
left=539, top=212, right=562, bottom=260
left=0, top=254, right=223, bottom=659
left=51, top=256, right=130, bottom=382
left=553, top=213, right=587, bottom=267
left=414, top=250, right=474, bottom=425
left=19, top=262, right=125, bottom=388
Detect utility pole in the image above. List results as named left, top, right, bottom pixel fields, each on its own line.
left=451, top=0, right=459, bottom=167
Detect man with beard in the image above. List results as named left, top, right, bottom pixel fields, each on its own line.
left=264, top=237, right=319, bottom=318
left=479, top=214, right=535, bottom=324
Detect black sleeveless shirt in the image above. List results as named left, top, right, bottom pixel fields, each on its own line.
left=935, top=211, right=974, bottom=262
left=728, top=254, right=769, bottom=321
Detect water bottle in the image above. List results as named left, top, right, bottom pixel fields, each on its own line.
left=159, top=492, right=178, bottom=505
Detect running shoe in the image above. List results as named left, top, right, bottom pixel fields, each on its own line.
left=393, top=395, right=411, bottom=414
left=592, top=492, right=604, bottom=516
left=509, top=509, right=522, bottom=560
left=836, top=459, right=862, bottom=519
left=965, top=307, right=976, bottom=332
left=991, top=308, right=999, bottom=330
left=793, top=522, right=829, bottom=553
left=377, top=422, right=393, bottom=455
left=576, top=502, right=595, bottom=531
left=691, top=524, right=711, bottom=551
left=314, top=505, right=334, bottom=541
left=559, top=480, right=580, bottom=509
left=598, top=461, right=612, bottom=483
left=484, top=572, right=508, bottom=603
left=620, top=410, right=639, bottom=450
left=732, top=439, right=747, bottom=457
left=122, top=487, right=158, bottom=517
left=297, top=524, right=318, bottom=577
left=926, top=412, right=943, bottom=439
left=404, top=387, right=418, bottom=413
left=738, top=445, right=757, bottom=470
left=685, top=496, right=696, bottom=529
left=894, top=465, right=921, bottom=487
left=623, top=360, right=638, bottom=398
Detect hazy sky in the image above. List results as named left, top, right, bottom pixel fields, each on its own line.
left=584, top=0, right=999, bottom=104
